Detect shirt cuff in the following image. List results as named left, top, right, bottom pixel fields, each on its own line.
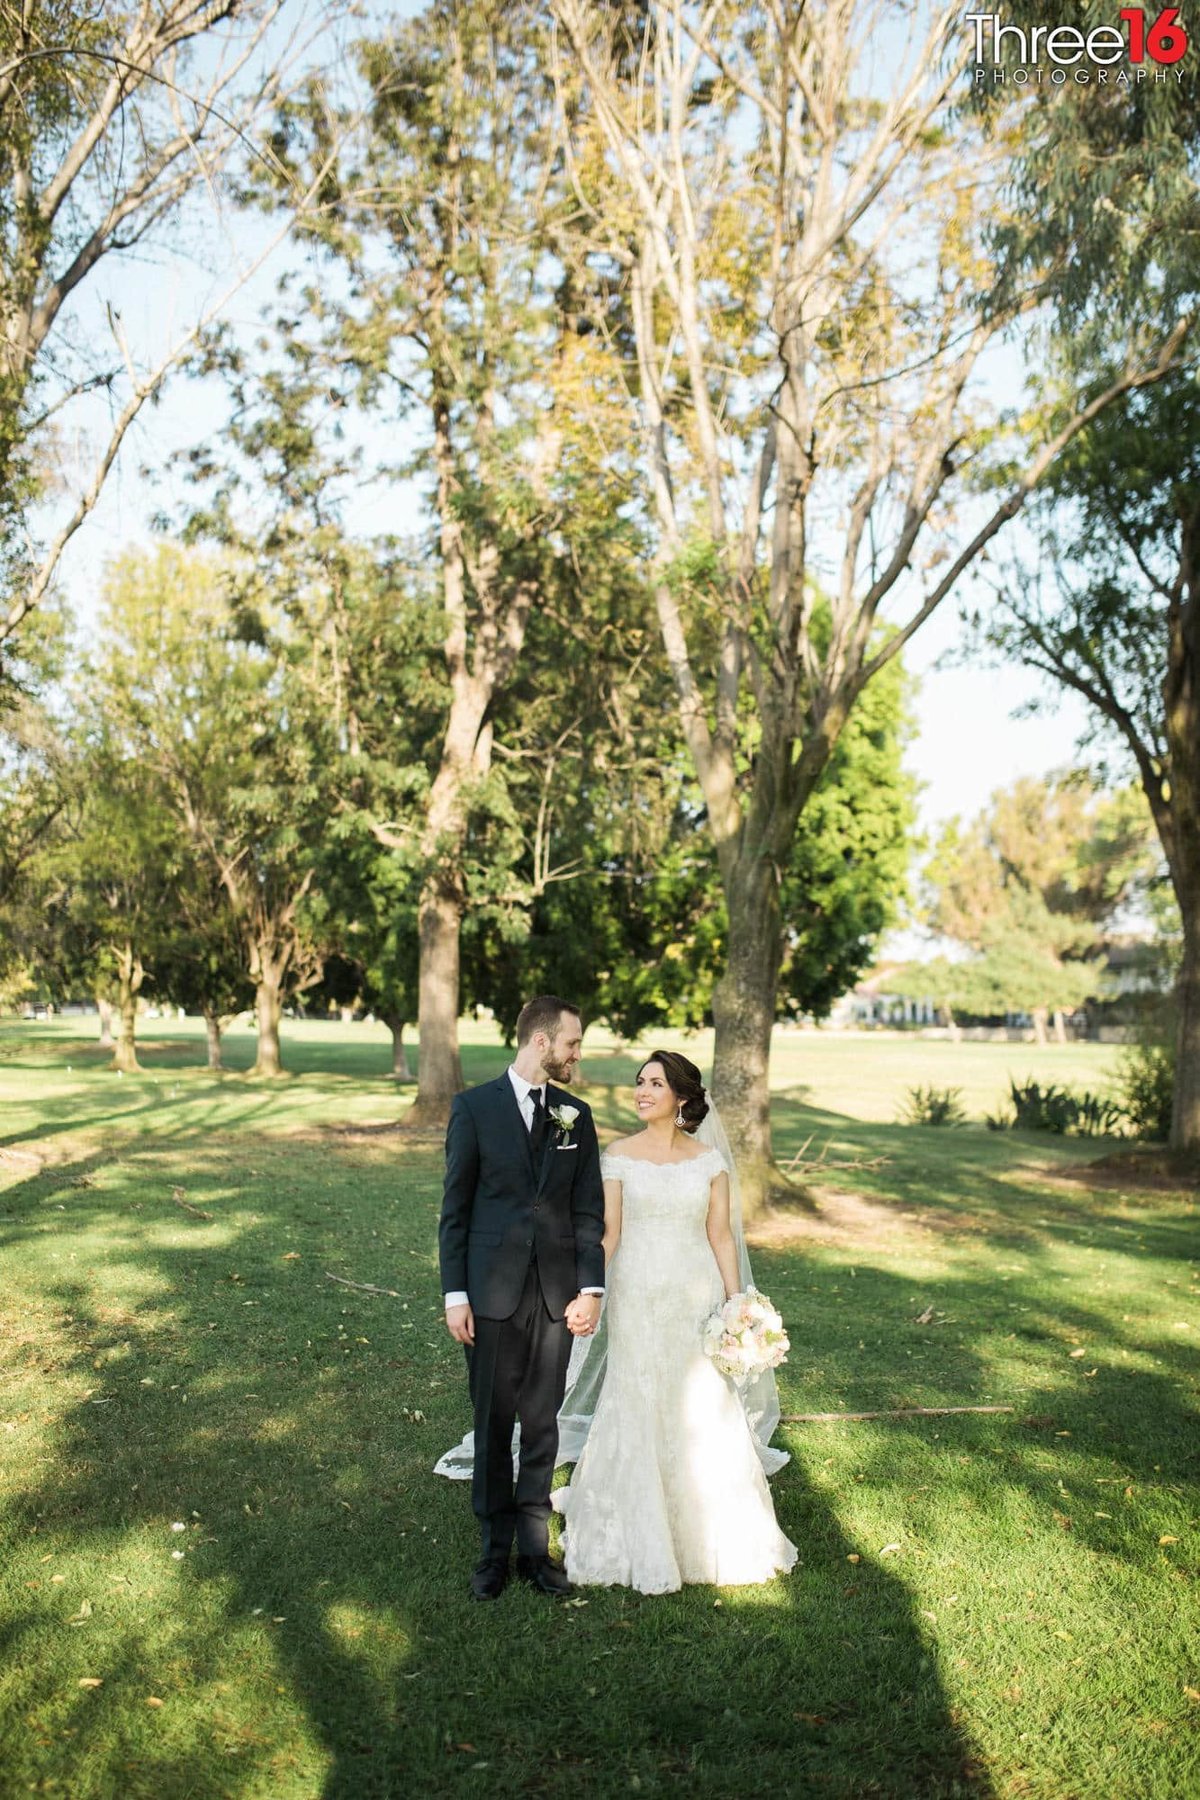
left=444, top=1291, right=469, bottom=1309
left=579, top=1287, right=604, bottom=1296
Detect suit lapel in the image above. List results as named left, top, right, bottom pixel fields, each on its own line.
left=495, top=1073, right=536, bottom=1178
left=536, top=1085, right=568, bottom=1193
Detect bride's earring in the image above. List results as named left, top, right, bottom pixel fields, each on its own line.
left=674, top=1105, right=686, bottom=1129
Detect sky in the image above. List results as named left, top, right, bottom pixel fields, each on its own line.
left=42, top=0, right=1098, bottom=859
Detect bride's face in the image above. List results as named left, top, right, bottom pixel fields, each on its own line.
left=635, top=1061, right=678, bottom=1126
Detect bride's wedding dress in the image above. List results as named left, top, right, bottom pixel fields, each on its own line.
left=556, top=1147, right=797, bottom=1594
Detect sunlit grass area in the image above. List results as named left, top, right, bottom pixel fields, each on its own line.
left=1, top=1017, right=1196, bottom=1798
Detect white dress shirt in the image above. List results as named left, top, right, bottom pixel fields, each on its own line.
left=444, top=1066, right=604, bottom=1309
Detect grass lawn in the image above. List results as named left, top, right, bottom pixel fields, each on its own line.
left=0, top=1017, right=1196, bottom=1799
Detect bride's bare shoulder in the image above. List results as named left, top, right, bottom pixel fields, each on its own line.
left=603, top=1133, right=643, bottom=1157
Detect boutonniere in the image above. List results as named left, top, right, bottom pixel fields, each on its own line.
left=548, top=1103, right=579, bottom=1142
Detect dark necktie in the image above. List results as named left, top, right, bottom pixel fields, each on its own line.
left=529, top=1087, right=548, bottom=1157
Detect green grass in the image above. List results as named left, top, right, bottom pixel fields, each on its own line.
left=1, top=1018, right=1197, bottom=1799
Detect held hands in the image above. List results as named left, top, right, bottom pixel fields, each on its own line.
left=445, top=1302, right=475, bottom=1346
left=565, top=1293, right=601, bottom=1338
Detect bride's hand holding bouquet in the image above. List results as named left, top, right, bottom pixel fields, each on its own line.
left=703, top=1286, right=789, bottom=1382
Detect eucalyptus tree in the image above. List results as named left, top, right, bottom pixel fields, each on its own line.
left=551, top=0, right=1189, bottom=1207
left=985, top=380, right=1200, bottom=1147
left=965, top=12, right=1200, bottom=1150
left=0, top=0, right=339, bottom=674
left=229, top=0, right=648, bottom=1121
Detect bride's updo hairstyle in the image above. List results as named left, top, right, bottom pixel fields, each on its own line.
left=639, top=1049, right=709, bottom=1135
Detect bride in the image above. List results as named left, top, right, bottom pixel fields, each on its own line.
left=553, top=1050, right=796, bottom=1593
left=436, top=1048, right=796, bottom=1595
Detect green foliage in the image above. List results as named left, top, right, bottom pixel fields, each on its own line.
left=996, top=1077, right=1124, bottom=1139
left=977, top=1, right=1198, bottom=334
left=901, top=773, right=1159, bottom=1026
left=1114, top=1036, right=1176, bottom=1144
left=899, top=1084, right=966, bottom=1127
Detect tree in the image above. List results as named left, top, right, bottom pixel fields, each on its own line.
left=469, top=614, right=917, bottom=1043
left=0, top=0, right=334, bottom=671
left=52, top=723, right=184, bottom=1071
left=984, top=377, right=1200, bottom=1147
left=239, top=0, right=601, bottom=1123
left=148, top=858, right=252, bottom=1070
left=91, top=543, right=336, bottom=1077
left=898, top=774, right=1160, bottom=1041
left=550, top=0, right=1187, bottom=1207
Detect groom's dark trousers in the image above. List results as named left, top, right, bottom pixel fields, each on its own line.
left=438, top=1076, right=605, bottom=1562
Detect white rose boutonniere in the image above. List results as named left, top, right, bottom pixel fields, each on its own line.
left=548, top=1103, right=580, bottom=1142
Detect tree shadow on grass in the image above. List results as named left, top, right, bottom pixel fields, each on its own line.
left=1, top=1137, right=995, bottom=1800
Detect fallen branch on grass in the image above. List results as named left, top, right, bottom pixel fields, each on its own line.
left=324, top=1271, right=403, bottom=1299
left=782, top=1405, right=1014, bottom=1423
left=778, top=1133, right=889, bottom=1176
left=172, top=1189, right=213, bottom=1220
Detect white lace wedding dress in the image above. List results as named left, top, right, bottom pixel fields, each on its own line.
left=555, top=1147, right=797, bottom=1594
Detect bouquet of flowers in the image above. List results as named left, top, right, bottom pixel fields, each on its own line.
left=702, top=1286, right=789, bottom=1381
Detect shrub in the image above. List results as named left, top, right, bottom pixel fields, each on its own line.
left=1072, top=1091, right=1127, bottom=1138
left=900, top=1084, right=967, bottom=1127
left=1008, top=1077, right=1078, bottom=1134
left=1114, top=1038, right=1175, bottom=1143
left=999, top=1078, right=1125, bottom=1138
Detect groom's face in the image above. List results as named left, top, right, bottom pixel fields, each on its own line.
left=542, top=1011, right=583, bottom=1085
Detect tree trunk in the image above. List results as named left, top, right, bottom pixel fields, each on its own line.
left=97, top=995, right=114, bottom=1049
left=111, top=946, right=142, bottom=1073
left=407, top=879, right=465, bottom=1124
left=711, top=860, right=784, bottom=1221
left=1052, top=1008, right=1068, bottom=1044
left=385, top=1013, right=412, bottom=1081
left=1031, top=1006, right=1049, bottom=1046
left=203, top=1006, right=223, bottom=1072
left=252, top=974, right=283, bottom=1077
left=1171, top=914, right=1200, bottom=1152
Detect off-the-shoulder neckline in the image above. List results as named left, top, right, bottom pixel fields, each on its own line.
left=601, top=1145, right=724, bottom=1169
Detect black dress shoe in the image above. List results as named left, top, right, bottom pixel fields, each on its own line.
left=469, top=1558, right=509, bottom=1601
left=515, top=1554, right=574, bottom=1598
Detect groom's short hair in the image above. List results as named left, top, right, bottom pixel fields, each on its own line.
left=516, top=994, right=581, bottom=1046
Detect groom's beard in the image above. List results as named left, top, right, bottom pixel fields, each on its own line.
left=543, top=1052, right=575, bottom=1085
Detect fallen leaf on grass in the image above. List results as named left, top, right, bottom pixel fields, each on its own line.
left=1184, top=1688, right=1200, bottom=1703
left=1159, top=1535, right=1180, bottom=1546
left=145, top=1697, right=164, bottom=1708
left=847, top=1553, right=861, bottom=1564
left=879, top=1543, right=901, bottom=1557
left=1068, top=1348, right=1087, bottom=1359
left=794, top=1712, right=828, bottom=1725
left=78, top=1678, right=102, bottom=1689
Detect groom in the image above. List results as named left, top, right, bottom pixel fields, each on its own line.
left=439, top=995, right=605, bottom=1601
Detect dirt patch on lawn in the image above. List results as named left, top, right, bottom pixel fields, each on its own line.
left=745, top=1187, right=991, bottom=1251
left=1048, top=1149, right=1200, bottom=1197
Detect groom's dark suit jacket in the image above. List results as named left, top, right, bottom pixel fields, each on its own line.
left=438, top=1076, right=606, bottom=1320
